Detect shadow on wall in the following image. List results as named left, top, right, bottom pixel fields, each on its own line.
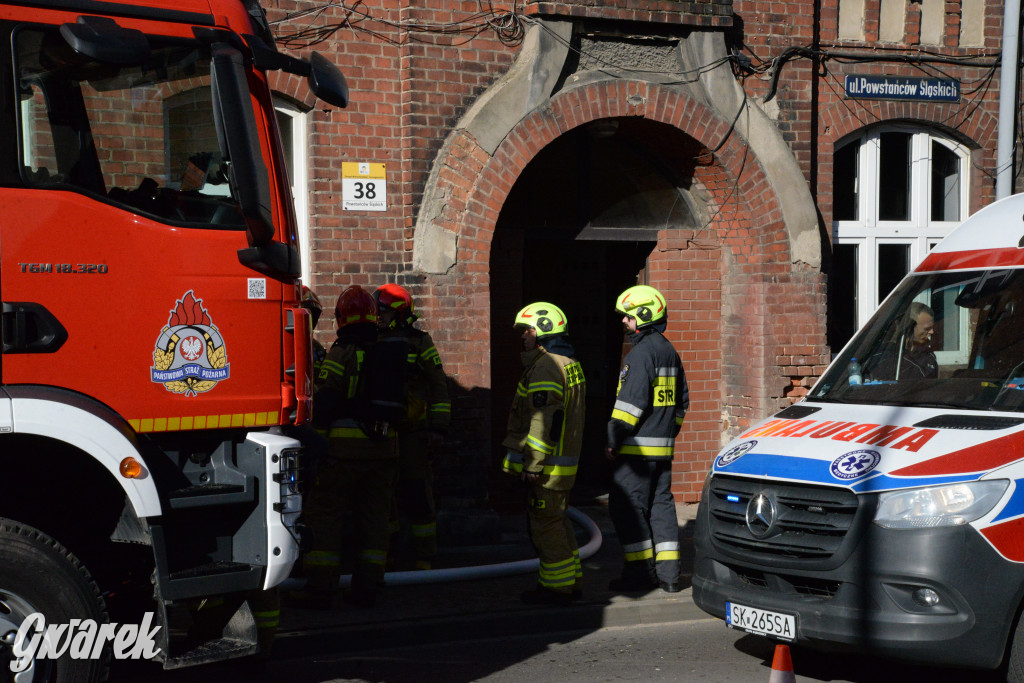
left=431, top=382, right=503, bottom=548
left=429, top=377, right=615, bottom=553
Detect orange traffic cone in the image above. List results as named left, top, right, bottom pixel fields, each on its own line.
left=769, top=643, right=796, bottom=683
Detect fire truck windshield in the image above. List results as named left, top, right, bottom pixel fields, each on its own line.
left=810, top=267, right=1024, bottom=412
left=14, top=26, right=250, bottom=229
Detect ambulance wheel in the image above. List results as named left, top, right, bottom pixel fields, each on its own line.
left=0, top=518, right=109, bottom=683
left=1008, top=608, right=1024, bottom=683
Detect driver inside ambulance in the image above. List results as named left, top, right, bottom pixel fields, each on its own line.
left=869, top=302, right=937, bottom=381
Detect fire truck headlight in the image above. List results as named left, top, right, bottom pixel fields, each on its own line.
left=874, top=480, right=1009, bottom=529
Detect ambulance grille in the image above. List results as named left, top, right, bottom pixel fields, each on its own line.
left=707, top=476, right=860, bottom=561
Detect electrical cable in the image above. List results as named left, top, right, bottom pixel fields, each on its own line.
left=267, top=3, right=1012, bottom=217
left=272, top=0, right=525, bottom=48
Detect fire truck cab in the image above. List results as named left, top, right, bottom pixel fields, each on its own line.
left=0, top=1, right=347, bottom=679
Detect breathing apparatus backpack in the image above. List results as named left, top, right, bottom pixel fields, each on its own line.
left=356, top=335, right=409, bottom=438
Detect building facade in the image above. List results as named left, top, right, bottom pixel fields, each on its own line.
left=261, top=0, right=1010, bottom=506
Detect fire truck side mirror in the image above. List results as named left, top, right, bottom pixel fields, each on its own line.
left=246, top=37, right=348, bottom=110
left=60, top=16, right=150, bottom=65
left=210, top=44, right=274, bottom=248
left=308, top=52, right=349, bottom=109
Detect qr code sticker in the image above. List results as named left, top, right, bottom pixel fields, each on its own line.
left=248, top=278, right=267, bottom=300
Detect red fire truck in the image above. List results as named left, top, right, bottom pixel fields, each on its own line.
left=0, top=0, right=347, bottom=679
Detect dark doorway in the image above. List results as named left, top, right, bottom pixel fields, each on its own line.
left=489, top=228, right=653, bottom=495
left=527, top=239, right=654, bottom=491
left=489, top=118, right=697, bottom=497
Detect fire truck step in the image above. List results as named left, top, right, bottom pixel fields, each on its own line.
left=162, top=637, right=258, bottom=670
left=161, top=561, right=264, bottom=600
left=166, top=483, right=253, bottom=509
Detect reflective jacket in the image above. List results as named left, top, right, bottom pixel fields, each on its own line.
left=501, top=342, right=586, bottom=491
left=607, top=328, right=688, bottom=460
left=386, top=326, right=451, bottom=434
left=312, top=338, right=327, bottom=377
left=314, top=338, right=397, bottom=460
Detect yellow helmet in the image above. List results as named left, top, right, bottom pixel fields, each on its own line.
left=514, top=302, right=567, bottom=338
left=615, top=285, right=667, bottom=327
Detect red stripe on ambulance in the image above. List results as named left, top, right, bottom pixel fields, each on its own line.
left=892, top=430, right=1024, bottom=477
left=741, top=419, right=938, bottom=453
left=918, top=246, right=1024, bottom=272
left=981, top=518, right=1024, bottom=563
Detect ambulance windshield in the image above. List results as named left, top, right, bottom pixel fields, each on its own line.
left=810, top=267, right=1024, bottom=412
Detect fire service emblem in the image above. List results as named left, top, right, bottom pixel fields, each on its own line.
left=151, top=291, right=229, bottom=396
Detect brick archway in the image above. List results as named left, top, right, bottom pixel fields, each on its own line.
left=820, top=98, right=997, bottom=151
left=416, top=78, right=828, bottom=499
left=819, top=98, right=998, bottom=217
left=265, top=71, right=318, bottom=110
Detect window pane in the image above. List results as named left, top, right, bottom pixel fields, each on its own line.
left=931, top=283, right=963, bottom=358
left=878, top=243, right=910, bottom=305
left=878, top=132, right=911, bottom=221
left=276, top=109, right=294, bottom=180
left=931, top=141, right=960, bottom=221
left=828, top=243, right=860, bottom=352
left=834, top=142, right=858, bottom=221
left=15, top=27, right=247, bottom=228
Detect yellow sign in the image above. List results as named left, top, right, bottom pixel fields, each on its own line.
left=342, top=162, right=387, bottom=211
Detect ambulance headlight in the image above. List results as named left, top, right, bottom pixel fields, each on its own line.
left=874, top=480, right=1009, bottom=529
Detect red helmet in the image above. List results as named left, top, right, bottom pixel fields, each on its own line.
left=373, top=284, right=416, bottom=326
left=300, top=285, right=323, bottom=327
left=334, top=285, right=377, bottom=329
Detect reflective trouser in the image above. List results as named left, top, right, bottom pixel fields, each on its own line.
left=396, top=428, right=436, bottom=566
left=608, top=456, right=680, bottom=585
left=302, top=455, right=398, bottom=599
left=527, top=485, right=581, bottom=594
left=187, top=590, right=278, bottom=655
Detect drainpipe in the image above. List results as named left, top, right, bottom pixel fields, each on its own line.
left=996, top=0, right=1021, bottom=200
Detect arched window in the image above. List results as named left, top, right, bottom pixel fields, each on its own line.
left=273, top=99, right=311, bottom=286
left=829, top=126, right=970, bottom=353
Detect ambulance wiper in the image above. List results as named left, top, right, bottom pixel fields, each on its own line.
left=906, top=400, right=968, bottom=409
left=809, top=396, right=856, bottom=404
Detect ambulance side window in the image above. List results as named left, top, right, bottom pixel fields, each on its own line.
left=967, top=275, right=1024, bottom=378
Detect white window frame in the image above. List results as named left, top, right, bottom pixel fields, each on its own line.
left=273, top=99, right=311, bottom=287
left=20, top=99, right=35, bottom=165
left=833, top=126, right=971, bottom=364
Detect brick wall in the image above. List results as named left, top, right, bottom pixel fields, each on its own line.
left=731, top=0, right=1004, bottom=219
left=263, top=0, right=1000, bottom=503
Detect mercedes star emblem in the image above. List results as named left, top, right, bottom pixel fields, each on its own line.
left=746, top=492, right=777, bottom=538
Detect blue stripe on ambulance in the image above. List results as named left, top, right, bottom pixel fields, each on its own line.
left=717, top=451, right=984, bottom=492
left=990, top=479, right=1024, bottom=522
left=715, top=452, right=878, bottom=485
left=848, top=472, right=981, bottom=493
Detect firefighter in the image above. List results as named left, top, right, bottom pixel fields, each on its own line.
left=605, top=285, right=688, bottom=593
left=374, top=284, right=450, bottom=570
left=501, top=302, right=586, bottom=605
left=301, top=285, right=328, bottom=375
left=291, top=285, right=399, bottom=608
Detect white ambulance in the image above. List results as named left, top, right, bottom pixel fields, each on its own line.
left=693, top=193, right=1024, bottom=677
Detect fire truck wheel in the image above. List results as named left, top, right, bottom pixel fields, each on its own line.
left=0, top=518, right=109, bottom=683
